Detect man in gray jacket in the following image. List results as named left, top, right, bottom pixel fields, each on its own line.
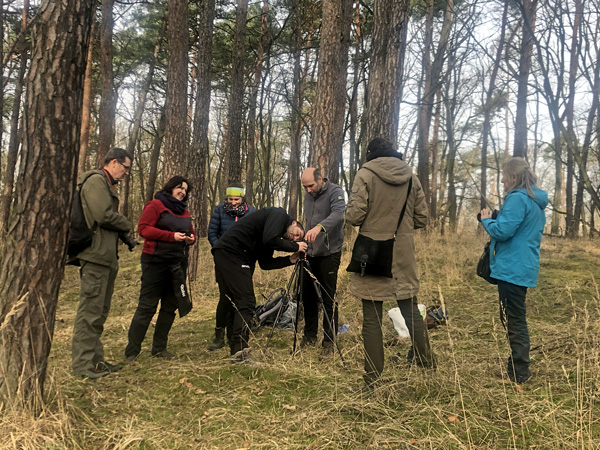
left=301, top=167, right=345, bottom=357
left=71, top=148, right=133, bottom=379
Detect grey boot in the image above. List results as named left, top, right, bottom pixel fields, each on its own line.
left=208, top=327, right=226, bottom=351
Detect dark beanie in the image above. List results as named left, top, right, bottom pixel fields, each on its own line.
left=366, top=137, right=403, bottom=162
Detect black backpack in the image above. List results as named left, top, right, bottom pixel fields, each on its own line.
left=67, top=173, right=98, bottom=264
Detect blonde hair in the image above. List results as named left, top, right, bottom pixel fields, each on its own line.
left=502, top=157, right=537, bottom=197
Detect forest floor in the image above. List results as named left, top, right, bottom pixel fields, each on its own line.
left=2, top=232, right=600, bottom=449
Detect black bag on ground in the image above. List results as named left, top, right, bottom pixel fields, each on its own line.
left=253, top=289, right=295, bottom=331
left=346, top=178, right=412, bottom=278
left=67, top=173, right=98, bottom=264
left=477, top=241, right=497, bottom=284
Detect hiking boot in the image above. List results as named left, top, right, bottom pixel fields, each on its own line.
left=300, top=336, right=317, bottom=348
left=96, top=360, right=123, bottom=373
left=394, top=349, right=437, bottom=370
left=125, top=354, right=138, bottom=365
left=152, top=350, right=175, bottom=360
left=507, top=371, right=530, bottom=384
left=230, top=347, right=260, bottom=366
left=319, top=342, right=334, bottom=360
left=75, top=367, right=110, bottom=380
left=208, top=327, right=226, bottom=351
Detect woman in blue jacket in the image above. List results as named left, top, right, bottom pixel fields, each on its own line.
left=480, top=157, right=548, bottom=384
left=207, top=187, right=256, bottom=350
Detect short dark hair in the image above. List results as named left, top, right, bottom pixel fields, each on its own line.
left=104, top=147, right=133, bottom=165
left=294, top=221, right=304, bottom=233
left=160, top=175, right=192, bottom=202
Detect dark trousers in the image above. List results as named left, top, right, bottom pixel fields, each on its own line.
left=125, top=260, right=180, bottom=357
left=497, top=280, right=530, bottom=382
left=215, top=290, right=235, bottom=343
left=302, top=252, right=340, bottom=344
left=213, top=249, right=255, bottom=355
left=362, top=297, right=434, bottom=386
left=215, top=290, right=233, bottom=329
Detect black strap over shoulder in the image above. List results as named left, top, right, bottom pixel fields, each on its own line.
left=395, top=177, right=413, bottom=237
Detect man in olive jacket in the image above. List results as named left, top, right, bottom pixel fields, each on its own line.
left=71, top=148, right=132, bottom=379
left=346, top=138, right=435, bottom=389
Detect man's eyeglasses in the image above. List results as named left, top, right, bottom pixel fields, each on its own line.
left=118, top=161, right=131, bottom=172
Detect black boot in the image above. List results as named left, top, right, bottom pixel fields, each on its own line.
left=208, top=327, right=225, bottom=351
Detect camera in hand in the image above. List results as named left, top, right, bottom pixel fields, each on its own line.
left=119, top=233, right=140, bottom=251
left=477, top=209, right=498, bottom=223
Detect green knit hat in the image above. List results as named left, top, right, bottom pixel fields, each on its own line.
left=226, top=186, right=245, bottom=197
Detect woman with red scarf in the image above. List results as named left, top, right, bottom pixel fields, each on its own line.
left=124, top=176, right=195, bottom=363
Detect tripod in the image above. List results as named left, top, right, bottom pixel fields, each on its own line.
left=264, top=255, right=345, bottom=364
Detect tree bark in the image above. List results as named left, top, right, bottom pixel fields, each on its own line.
left=78, top=17, right=96, bottom=176
left=162, top=0, right=189, bottom=182
left=363, top=0, right=409, bottom=144
left=1, top=0, right=29, bottom=232
left=0, top=0, right=94, bottom=409
left=309, top=0, right=352, bottom=183
left=188, top=0, right=216, bottom=279
left=224, top=0, right=249, bottom=188
left=513, top=0, right=538, bottom=158
left=146, top=109, right=167, bottom=203
left=245, top=0, right=269, bottom=206
left=0, top=0, right=4, bottom=190
left=96, top=0, right=115, bottom=166
left=288, top=0, right=304, bottom=219
left=565, top=0, right=582, bottom=237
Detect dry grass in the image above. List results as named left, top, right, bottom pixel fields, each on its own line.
left=2, top=233, right=600, bottom=449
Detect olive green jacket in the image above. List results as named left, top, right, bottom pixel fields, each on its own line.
left=346, top=157, right=427, bottom=301
left=75, top=170, right=131, bottom=268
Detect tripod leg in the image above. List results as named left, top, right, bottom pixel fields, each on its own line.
left=264, top=262, right=299, bottom=351
left=292, top=260, right=303, bottom=355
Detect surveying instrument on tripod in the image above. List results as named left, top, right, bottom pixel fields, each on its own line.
left=263, top=251, right=345, bottom=365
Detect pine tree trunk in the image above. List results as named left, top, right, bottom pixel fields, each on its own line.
left=309, top=0, right=352, bottom=183
left=97, top=0, right=115, bottom=165
left=224, top=0, right=249, bottom=188
left=288, top=0, right=305, bottom=219
left=163, top=0, right=189, bottom=182
left=146, top=109, right=167, bottom=203
left=79, top=17, right=96, bottom=176
left=1, top=0, right=29, bottom=231
left=565, top=0, right=582, bottom=237
left=188, top=0, right=216, bottom=279
left=364, top=0, right=409, bottom=143
left=246, top=0, right=269, bottom=206
left=0, top=0, right=94, bottom=409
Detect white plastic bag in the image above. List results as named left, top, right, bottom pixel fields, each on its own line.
left=388, top=304, right=427, bottom=338
left=387, top=307, right=410, bottom=338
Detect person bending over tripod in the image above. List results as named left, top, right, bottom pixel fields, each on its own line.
left=212, top=207, right=307, bottom=362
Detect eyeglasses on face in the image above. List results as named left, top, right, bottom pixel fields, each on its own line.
left=118, top=161, right=131, bottom=171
